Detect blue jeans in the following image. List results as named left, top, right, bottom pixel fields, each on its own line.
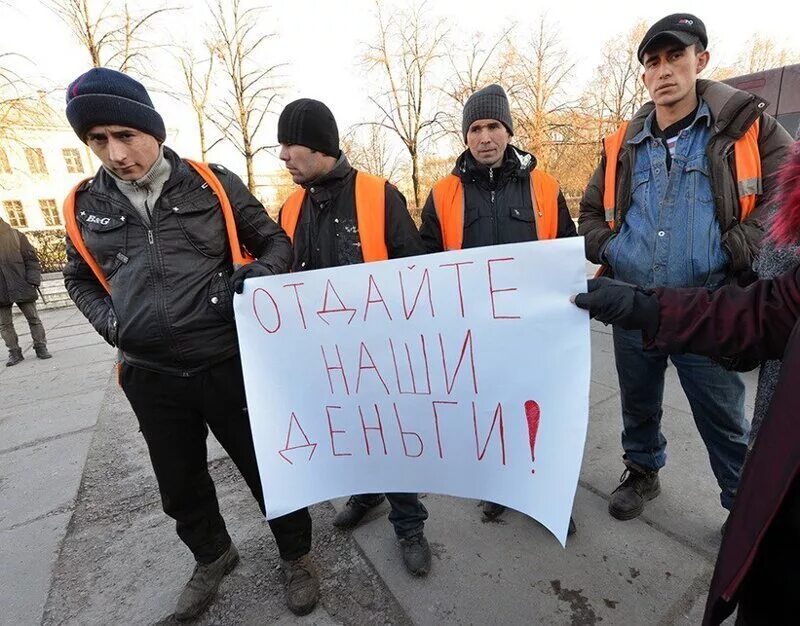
left=613, top=327, right=749, bottom=510
left=351, top=493, right=428, bottom=538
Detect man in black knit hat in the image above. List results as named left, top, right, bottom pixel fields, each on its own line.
left=62, top=67, right=318, bottom=620
left=277, top=98, right=434, bottom=576
left=418, top=84, right=578, bottom=531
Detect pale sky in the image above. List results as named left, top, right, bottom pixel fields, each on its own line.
left=4, top=0, right=799, bottom=173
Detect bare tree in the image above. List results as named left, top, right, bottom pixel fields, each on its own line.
left=0, top=54, right=45, bottom=144
left=364, top=0, right=449, bottom=209
left=177, top=44, right=215, bottom=160
left=733, top=34, right=800, bottom=74
left=43, top=0, right=176, bottom=74
left=502, top=15, right=576, bottom=165
left=583, top=21, right=648, bottom=140
left=341, top=124, right=401, bottom=182
left=440, top=26, right=514, bottom=139
left=207, top=0, right=283, bottom=192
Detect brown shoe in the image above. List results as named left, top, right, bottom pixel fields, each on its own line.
left=608, top=460, right=660, bottom=521
left=481, top=501, right=507, bottom=521
left=399, top=532, right=432, bottom=576
left=174, top=543, right=239, bottom=622
left=6, top=349, right=23, bottom=367
left=281, top=553, right=319, bottom=616
left=333, top=494, right=385, bottom=530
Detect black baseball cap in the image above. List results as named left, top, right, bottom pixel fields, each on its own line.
left=638, top=13, right=708, bottom=64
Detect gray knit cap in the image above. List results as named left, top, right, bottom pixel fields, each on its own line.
left=462, top=84, right=514, bottom=141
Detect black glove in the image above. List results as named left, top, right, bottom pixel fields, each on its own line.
left=573, top=277, right=660, bottom=335
left=230, top=262, right=274, bottom=294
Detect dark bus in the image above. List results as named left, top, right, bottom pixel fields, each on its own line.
left=722, top=63, right=800, bottom=137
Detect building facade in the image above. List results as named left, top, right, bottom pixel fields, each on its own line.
left=0, top=99, right=96, bottom=232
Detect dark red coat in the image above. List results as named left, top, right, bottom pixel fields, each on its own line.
left=648, top=267, right=800, bottom=624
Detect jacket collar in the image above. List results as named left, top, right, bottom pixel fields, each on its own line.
left=624, top=79, right=768, bottom=143
left=630, top=98, right=712, bottom=145
left=303, top=152, right=352, bottom=190
left=453, top=145, right=536, bottom=184
left=90, top=146, right=192, bottom=198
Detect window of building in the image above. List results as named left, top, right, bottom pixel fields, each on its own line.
left=25, top=147, right=47, bottom=175
left=39, top=199, right=61, bottom=226
left=62, top=148, right=84, bottom=174
left=3, top=200, right=27, bottom=228
left=0, top=147, right=11, bottom=174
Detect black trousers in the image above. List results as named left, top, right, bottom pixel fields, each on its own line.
left=120, top=356, right=312, bottom=564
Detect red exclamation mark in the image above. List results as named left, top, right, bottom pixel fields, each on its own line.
left=524, top=400, right=540, bottom=474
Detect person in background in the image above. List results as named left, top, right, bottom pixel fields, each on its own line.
left=0, top=216, right=51, bottom=366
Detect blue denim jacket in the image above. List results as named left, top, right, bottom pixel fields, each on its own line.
left=604, top=100, right=729, bottom=289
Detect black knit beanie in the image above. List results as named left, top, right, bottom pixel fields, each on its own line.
left=278, top=98, right=340, bottom=157
left=462, top=84, right=514, bottom=141
left=65, top=68, right=166, bottom=142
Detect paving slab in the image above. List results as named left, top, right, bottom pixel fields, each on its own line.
left=337, top=488, right=712, bottom=624
left=0, top=306, right=112, bottom=626
left=0, top=388, right=104, bottom=453
left=0, top=512, right=72, bottom=626
left=0, top=429, right=95, bottom=530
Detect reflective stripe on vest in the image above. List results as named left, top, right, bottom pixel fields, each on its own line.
left=602, top=118, right=762, bottom=229
left=279, top=171, right=389, bottom=263
left=431, top=170, right=560, bottom=251
left=61, top=160, right=254, bottom=295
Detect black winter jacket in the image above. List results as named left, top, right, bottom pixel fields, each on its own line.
left=0, top=219, right=41, bottom=306
left=63, top=148, right=292, bottom=375
left=282, top=154, right=424, bottom=271
left=419, top=146, right=576, bottom=253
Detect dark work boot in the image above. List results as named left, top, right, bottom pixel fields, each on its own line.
left=481, top=501, right=506, bottom=521
left=333, top=494, right=386, bottom=530
left=399, top=532, right=432, bottom=576
left=568, top=516, right=577, bottom=537
left=34, top=346, right=52, bottom=359
left=6, top=349, right=23, bottom=367
left=281, top=553, right=319, bottom=616
left=608, top=460, right=661, bottom=521
left=174, top=543, right=239, bottom=622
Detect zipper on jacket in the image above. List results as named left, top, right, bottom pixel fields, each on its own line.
left=489, top=167, right=499, bottom=243
left=147, top=230, right=154, bottom=244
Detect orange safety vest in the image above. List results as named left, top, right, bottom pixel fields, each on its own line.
left=602, top=119, right=762, bottom=231
left=431, top=170, right=561, bottom=251
left=280, top=171, right=389, bottom=263
left=62, top=159, right=254, bottom=294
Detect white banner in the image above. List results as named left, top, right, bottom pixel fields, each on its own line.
left=235, top=238, right=590, bottom=545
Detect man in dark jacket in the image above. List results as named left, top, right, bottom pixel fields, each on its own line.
left=62, top=68, right=317, bottom=620
left=577, top=14, right=793, bottom=525
left=419, top=84, right=576, bottom=255
left=277, top=98, right=433, bottom=577
left=419, top=84, right=578, bottom=528
left=0, top=217, right=51, bottom=365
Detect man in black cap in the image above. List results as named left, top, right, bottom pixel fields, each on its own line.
left=579, top=14, right=793, bottom=525
left=418, top=84, right=577, bottom=528
left=276, top=98, right=433, bottom=576
left=62, top=67, right=317, bottom=620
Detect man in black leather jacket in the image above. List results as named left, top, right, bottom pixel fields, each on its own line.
left=62, top=68, right=317, bottom=620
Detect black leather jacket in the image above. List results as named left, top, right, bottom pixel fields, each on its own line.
left=63, top=147, right=292, bottom=375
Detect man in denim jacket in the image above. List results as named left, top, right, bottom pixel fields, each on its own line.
left=578, top=13, right=793, bottom=525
